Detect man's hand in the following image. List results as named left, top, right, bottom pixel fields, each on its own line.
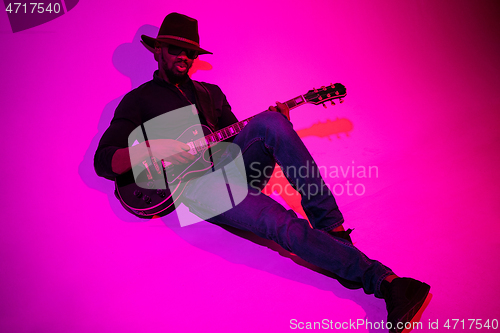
left=268, top=101, right=290, bottom=121
left=148, top=139, right=196, bottom=165
left=112, top=139, right=195, bottom=175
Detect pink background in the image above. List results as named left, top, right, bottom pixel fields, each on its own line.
left=1, top=0, right=499, bottom=332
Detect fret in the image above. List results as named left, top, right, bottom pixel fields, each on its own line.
left=195, top=137, right=208, bottom=152
left=285, top=99, right=296, bottom=109
left=285, top=95, right=305, bottom=110
left=194, top=139, right=200, bottom=152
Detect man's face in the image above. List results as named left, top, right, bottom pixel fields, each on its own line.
left=157, top=44, right=195, bottom=84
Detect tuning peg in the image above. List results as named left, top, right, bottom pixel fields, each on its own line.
left=313, top=87, right=318, bottom=93
left=331, top=100, right=336, bottom=106
left=339, top=98, right=344, bottom=103
left=322, top=103, right=327, bottom=109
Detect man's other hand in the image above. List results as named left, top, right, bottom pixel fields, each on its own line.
left=268, top=101, right=290, bottom=121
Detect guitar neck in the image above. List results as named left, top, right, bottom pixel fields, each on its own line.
left=195, top=80, right=347, bottom=150
left=203, top=94, right=307, bottom=146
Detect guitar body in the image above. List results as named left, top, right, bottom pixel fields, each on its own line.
left=115, top=124, right=216, bottom=218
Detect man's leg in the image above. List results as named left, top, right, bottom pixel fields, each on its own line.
left=182, top=111, right=429, bottom=331
left=230, top=111, right=344, bottom=232
left=183, top=111, right=393, bottom=296
left=183, top=172, right=393, bottom=298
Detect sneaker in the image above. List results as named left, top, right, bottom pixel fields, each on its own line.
left=384, top=278, right=430, bottom=333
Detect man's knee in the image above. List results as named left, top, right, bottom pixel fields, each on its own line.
left=249, top=111, right=292, bottom=133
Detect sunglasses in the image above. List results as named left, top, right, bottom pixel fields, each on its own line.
left=167, top=45, right=199, bottom=59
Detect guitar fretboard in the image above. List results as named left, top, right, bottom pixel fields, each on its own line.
left=284, top=95, right=308, bottom=110
left=191, top=94, right=307, bottom=152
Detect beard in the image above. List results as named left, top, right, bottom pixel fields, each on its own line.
left=163, top=60, right=191, bottom=85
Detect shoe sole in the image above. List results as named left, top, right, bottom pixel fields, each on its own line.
left=390, top=282, right=430, bottom=333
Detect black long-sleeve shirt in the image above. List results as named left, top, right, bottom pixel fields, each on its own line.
left=94, top=71, right=238, bottom=180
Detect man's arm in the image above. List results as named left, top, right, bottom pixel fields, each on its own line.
left=94, top=91, right=144, bottom=180
left=111, top=144, right=147, bottom=175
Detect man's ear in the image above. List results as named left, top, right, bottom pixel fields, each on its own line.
left=153, top=42, right=161, bottom=62
left=154, top=42, right=162, bottom=52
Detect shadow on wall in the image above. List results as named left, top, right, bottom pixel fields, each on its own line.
left=78, top=25, right=387, bottom=333
left=79, top=24, right=159, bottom=223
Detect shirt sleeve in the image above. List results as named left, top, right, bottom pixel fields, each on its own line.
left=94, top=91, right=143, bottom=180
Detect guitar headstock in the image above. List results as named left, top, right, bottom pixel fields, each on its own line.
left=304, top=83, right=347, bottom=106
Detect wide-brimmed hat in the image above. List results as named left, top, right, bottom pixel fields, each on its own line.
left=141, top=13, right=212, bottom=55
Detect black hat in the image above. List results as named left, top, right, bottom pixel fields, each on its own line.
left=141, top=13, right=212, bottom=55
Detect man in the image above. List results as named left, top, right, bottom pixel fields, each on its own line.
left=94, top=13, right=430, bottom=332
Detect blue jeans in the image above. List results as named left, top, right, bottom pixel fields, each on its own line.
left=183, top=111, right=393, bottom=298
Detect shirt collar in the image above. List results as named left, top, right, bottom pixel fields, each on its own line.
left=153, top=70, right=193, bottom=89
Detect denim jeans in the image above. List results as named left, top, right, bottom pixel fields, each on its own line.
left=182, top=111, right=393, bottom=298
